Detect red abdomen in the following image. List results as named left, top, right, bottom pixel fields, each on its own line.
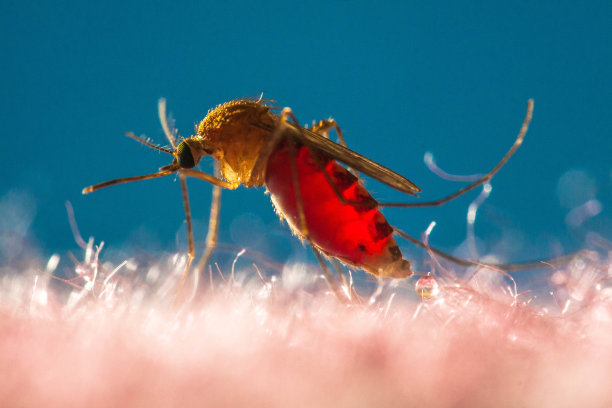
left=264, top=140, right=412, bottom=278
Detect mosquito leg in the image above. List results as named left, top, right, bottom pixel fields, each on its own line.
left=251, top=107, right=303, bottom=183
left=295, top=119, right=385, bottom=289
left=256, top=108, right=353, bottom=300
left=174, top=167, right=235, bottom=304
left=285, top=131, right=348, bottom=301
left=158, top=98, right=177, bottom=149
left=330, top=257, right=362, bottom=303
left=309, top=119, right=334, bottom=139
left=179, top=169, right=239, bottom=189
left=296, top=141, right=358, bottom=294
left=286, top=134, right=309, bottom=239
left=304, top=118, right=367, bottom=208
left=379, top=99, right=534, bottom=208
left=194, top=163, right=222, bottom=275
left=310, top=118, right=359, bottom=178
left=174, top=174, right=195, bottom=305
left=305, top=102, right=554, bottom=274
left=260, top=112, right=363, bottom=209
left=310, top=245, right=350, bottom=302
left=393, top=227, right=576, bottom=272
left=180, top=174, right=195, bottom=266
left=310, top=119, right=347, bottom=147
left=253, top=106, right=311, bottom=236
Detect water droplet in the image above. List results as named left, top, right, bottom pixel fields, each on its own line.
left=415, top=274, right=440, bottom=300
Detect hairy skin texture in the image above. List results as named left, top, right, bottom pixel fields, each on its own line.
left=1, top=245, right=611, bottom=408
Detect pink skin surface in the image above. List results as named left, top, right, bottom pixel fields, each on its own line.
left=1, top=243, right=611, bottom=408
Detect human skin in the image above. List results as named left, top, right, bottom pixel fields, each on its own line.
left=1, top=248, right=611, bottom=408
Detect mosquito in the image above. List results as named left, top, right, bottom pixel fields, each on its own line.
left=83, top=97, right=534, bottom=289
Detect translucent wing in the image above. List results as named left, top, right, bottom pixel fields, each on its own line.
left=286, top=123, right=421, bottom=195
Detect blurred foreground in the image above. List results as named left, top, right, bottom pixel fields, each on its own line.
left=1, top=233, right=611, bottom=408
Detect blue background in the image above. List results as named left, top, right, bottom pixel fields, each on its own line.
left=1, top=1, right=610, bottom=274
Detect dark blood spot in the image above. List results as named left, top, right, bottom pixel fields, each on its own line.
left=330, top=166, right=356, bottom=192
left=388, top=245, right=402, bottom=261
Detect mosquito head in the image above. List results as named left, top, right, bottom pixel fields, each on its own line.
left=175, top=138, right=215, bottom=169
left=177, top=140, right=196, bottom=169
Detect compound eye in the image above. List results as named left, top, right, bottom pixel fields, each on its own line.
left=177, top=142, right=196, bottom=169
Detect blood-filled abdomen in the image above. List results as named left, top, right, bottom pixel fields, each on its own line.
left=265, top=140, right=412, bottom=278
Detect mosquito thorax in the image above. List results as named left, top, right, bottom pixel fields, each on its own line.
left=195, top=99, right=278, bottom=188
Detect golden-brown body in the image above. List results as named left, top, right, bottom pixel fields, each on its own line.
left=185, top=99, right=415, bottom=277
left=82, top=97, right=534, bottom=285
left=188, top=99, right=277, bottom=188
